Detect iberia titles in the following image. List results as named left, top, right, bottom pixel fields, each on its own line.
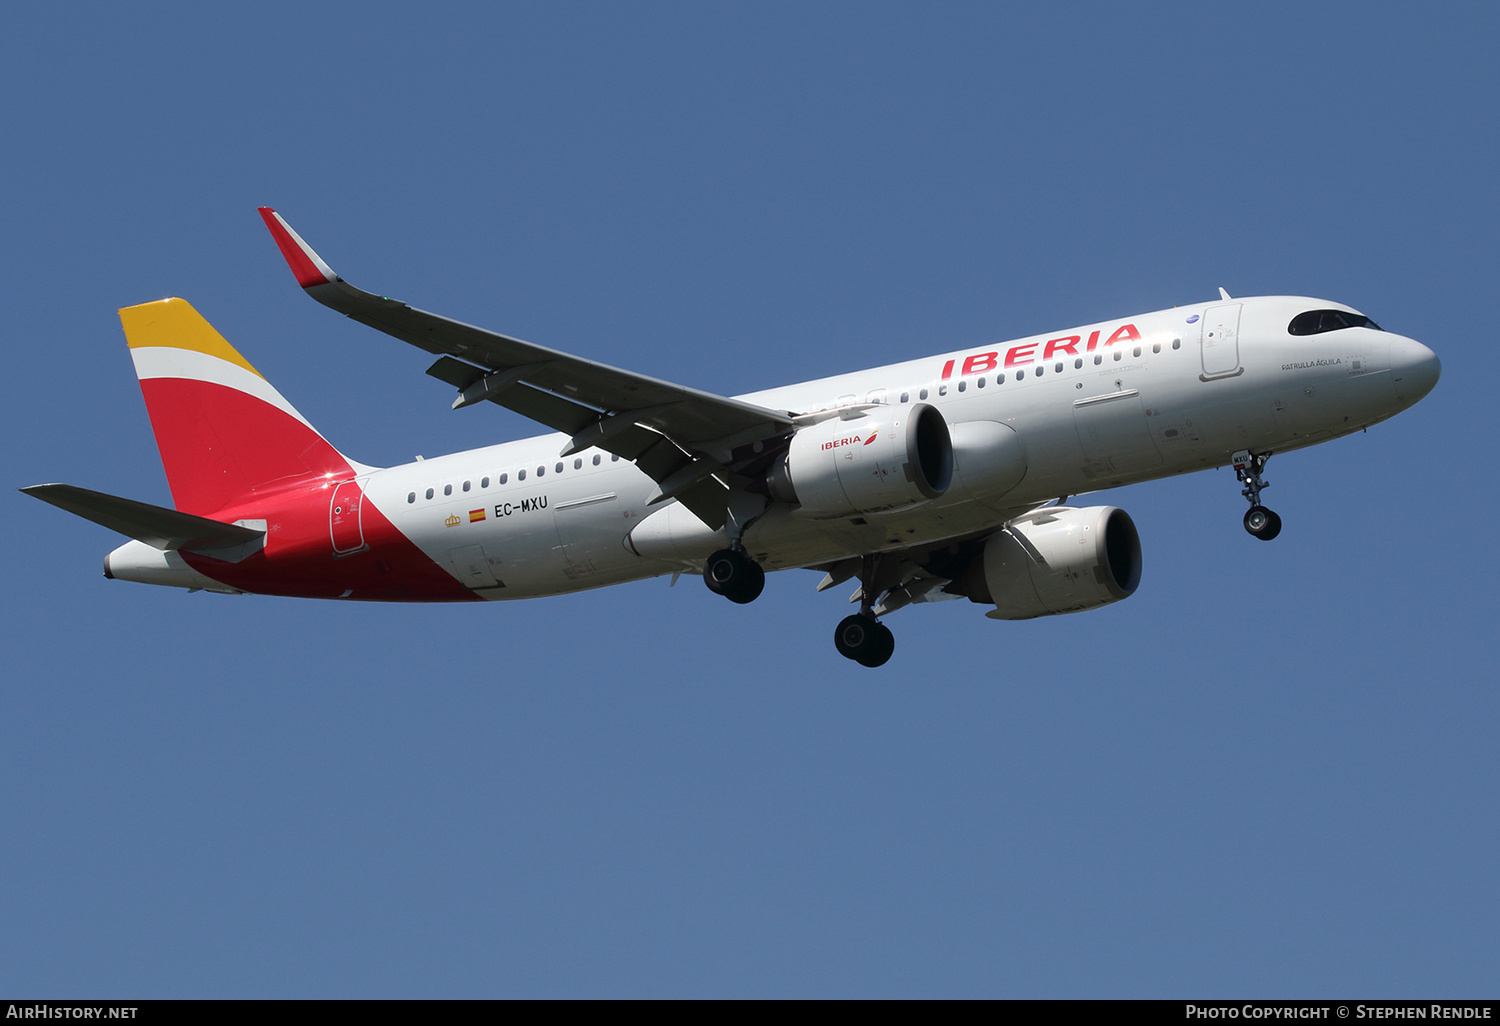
left=940, top=323, right=1142, bottom=379
left=821, top=432, right=878, bottom=452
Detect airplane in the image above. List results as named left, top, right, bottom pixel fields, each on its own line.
left=23, top=208, right=1441, bottom=667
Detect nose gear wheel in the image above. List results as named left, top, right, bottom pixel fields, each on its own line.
left=1244, top=505, right=1282, bottom=540
left=1233, top=451, right=1282, bottom=541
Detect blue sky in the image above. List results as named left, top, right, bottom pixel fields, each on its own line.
left=3, top=2, right=1496, bottom=997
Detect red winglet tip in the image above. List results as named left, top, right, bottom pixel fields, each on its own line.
left=258, top=207, right=335, bottom=289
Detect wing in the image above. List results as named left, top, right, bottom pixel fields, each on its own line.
left=258, top=208, right=797, bottom=528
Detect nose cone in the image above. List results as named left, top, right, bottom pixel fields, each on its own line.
left=1390, top=335, right=1441, bottom=404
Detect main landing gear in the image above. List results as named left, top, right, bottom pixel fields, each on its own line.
left=830, top=553, right=897, bottom=667
left=1233, top=450, right=1282, bottom=541
left=703, top=490, right=768, bottom=604
left=835, top=613, right=894, bottom=668
left=703, top=547, right=765, bottom=604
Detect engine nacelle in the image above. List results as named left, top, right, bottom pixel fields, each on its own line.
left=768, top=403, right=953, bottom=517
left=960, top=506, right=1141, bottom=619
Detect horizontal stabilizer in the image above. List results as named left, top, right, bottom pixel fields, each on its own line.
left=21, top=484, right=265, bottom=552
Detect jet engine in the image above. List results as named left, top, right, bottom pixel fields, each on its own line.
left=767, top=403, right=953, bottom=517
left=953, top=506, right=1141, bottom=619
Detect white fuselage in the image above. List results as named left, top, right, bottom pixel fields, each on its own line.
left=357, top=295, right=1434, bottom=598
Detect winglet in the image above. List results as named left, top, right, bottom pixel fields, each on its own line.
left=258, top=207, right=338, bottom=288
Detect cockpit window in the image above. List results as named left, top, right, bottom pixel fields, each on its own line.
left=1289, top=309, right=1383, bottom=335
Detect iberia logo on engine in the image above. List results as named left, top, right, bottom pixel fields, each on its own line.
left=822, top=433, right=875, bottom=451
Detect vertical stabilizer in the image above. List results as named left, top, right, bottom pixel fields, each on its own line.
left=120, top=298, right=353, bottom=516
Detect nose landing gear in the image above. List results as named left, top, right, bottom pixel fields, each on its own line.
left=1233, top=450, right=1282, bottom=541
left=1243, top=505, right=1282, bottom=540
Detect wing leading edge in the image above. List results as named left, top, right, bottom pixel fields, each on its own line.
left=258, top=208, right=797, bottom=528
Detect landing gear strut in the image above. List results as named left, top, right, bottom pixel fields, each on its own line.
left=833, top=554, right=896, bottom=667
left=1233, top=450, right=1282, bottom=541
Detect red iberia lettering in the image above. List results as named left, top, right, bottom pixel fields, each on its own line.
left=1005, top=342, right=1039, bottom=368
left=1043, top=336, right=1080, bottom=359
left=822, top=435, right=868, bottom=451
left=944, top=322, right=1141, bottom=376
left=962, top=352, right=998, bottom=375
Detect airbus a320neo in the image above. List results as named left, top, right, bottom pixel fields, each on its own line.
left=24, top=209, right=1441, bottom=667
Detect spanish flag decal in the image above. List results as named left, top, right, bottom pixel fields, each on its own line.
left=469, top=509, right=486, bottom=523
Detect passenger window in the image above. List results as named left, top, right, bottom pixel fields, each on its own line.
left=1055, top=362, right=1063, bottom=373
left=1113, top=351, right=1122, bottom=361
left=444, top=484, right=453, bottom=496
left=612, top=454, right=620, bottom=462
left=1094, top=355, right=1103, bottom=365
left=1016, top=369, right=1025, bottom=380
left=957, top=380, right=966, bottom=392
left=1152, top=343, right=1160, bottom=354
left=1074, top=358, right=1083, bottom=369
left=1173, top=338, right=1181, bottom=350
left=481, top=476, right=490, bottom=488
left=997, top=373, right=1005, bottom=384
left=593, top=455, right=601, bottom=466
left=518, top=469, right=526, bottom=481
left=977, top=377, right=986, bottom=388
left=537, top=466, right=545, bottom=477
left=900, top=391, right=910, bottom=403
left=1035, top=366, right=1044, bottom=377
left=500, top=473, right=508, bottom=484
left=1133, top=346, right=1141, bottom=358
left=574, top=458, right=582, bottom=470
left=407, top=492, right=416, bottom=504
left=556, top=462, right=564, bottom=474
left=938, top=384, right=947, bottom=396
left=920, top=388, right=929, bottom=400
left=425, top=488, right=434, bottom=500
left=463, top=480, right=471, bottom=492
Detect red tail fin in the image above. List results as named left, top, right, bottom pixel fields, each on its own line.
left=120, top=299, right=354, bottom=516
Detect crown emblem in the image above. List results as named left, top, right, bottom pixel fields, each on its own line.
left=444, top=514, right=461, bottom=527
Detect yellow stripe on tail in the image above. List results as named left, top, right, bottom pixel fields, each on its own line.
left=119, top=298, right=265, bottom=380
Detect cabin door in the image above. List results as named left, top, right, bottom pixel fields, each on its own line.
left=1200, top=304, right=1243, bottom=379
